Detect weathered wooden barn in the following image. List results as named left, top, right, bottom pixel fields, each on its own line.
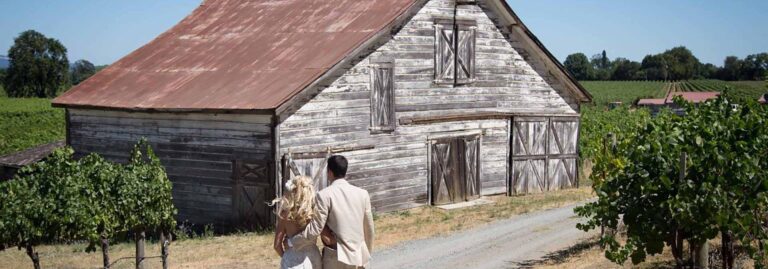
left=52, top=0, right=592, bottom=228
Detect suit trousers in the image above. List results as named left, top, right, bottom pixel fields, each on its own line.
left=323, top=247, right=364, bottom=269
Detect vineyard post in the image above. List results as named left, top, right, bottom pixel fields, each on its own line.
left=680, top=152, right=709, bottom=269
left=101, top=235, right=110, bottom=269
left=161, top=230, right=170, bottom=269
left=135, top=231, right=146, bottom=269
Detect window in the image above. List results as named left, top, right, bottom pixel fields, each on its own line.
left=434, top=19, right=476, bottom=85
left=370, top=61, right=395, bottom=132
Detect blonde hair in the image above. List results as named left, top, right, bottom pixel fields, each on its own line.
left=271, top=176, right=316, bottom=226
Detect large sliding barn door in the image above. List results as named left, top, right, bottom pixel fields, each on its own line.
left=548, top=118, right=579, bottom=191
left=510, top=117, right=579, bottom=194
left=233, top=160, right=274, bottom=229
left=431, top=135, right=480, bottom=205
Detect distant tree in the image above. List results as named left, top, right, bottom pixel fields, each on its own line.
left=697, top=63, right=719, bottom=80
left=610, top=58, right=642, bottom=80
left=95, top=65, right=108, bottom=72
left=718, top=56, right=743, bottom=81
left=5, top=30, right=69, bottom=98
left=70, top=59, right=96, bottom=85
left=662, top=46, right=700, bottom=80
left=564, top=53, right=593, bottom=80
left=740, top=53, right=768, bottom=80
left=589, top=51, right=612, bottom=80
left=641, top=54, right=669, bottom=80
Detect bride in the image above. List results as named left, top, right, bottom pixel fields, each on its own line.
left=272, top=176, right=322, bottom=269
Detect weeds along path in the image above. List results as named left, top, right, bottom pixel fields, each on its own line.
left=372, top=202, right=596, bottom=269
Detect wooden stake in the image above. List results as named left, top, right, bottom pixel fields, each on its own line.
left=161, top=231, right=170, bottom=269
left=101, top=236, right=110, bottom=269
left=135, top=231, right=145, bottom=269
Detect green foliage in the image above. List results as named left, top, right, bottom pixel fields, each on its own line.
left=0, top=97, right=65, bottom=156
left=578, top=106, right=651, bottom=160
left=5, top=30, right=70, bottom=98
left=576, top=48, right=766, bottom=81
left=0, top=141, right=177, bottom=266
left=564, top=53, right=593, bottom=80
left=575, top=94, right=768, bottom=267
left=70, top=59, right=96, bottom=85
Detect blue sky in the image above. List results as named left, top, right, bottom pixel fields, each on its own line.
left=0, top=0, right=765, bottom=66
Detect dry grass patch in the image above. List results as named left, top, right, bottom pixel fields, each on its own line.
left=0, top=187, right=593, bottom=269
left=534, top=236, right=756, bottom=269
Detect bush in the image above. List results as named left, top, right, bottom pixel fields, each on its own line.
left=576, top=93, right=768, bottom=268
left=0, top=140, right=176, bottom=268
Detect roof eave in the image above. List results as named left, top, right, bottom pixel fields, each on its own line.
left=52, top=102, right=275, bottom=115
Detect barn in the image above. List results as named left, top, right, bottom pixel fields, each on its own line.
left=52, top=0, right=592, bottom=229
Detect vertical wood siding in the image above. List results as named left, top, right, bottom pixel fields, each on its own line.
left=279, top=0, right=580, bottom=213
left=68, top=109, right=274, bottom=227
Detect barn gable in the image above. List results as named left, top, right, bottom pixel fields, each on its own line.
left=276, top=0, right=592, bottom=122
left=278, top=0, right=588, bottom=212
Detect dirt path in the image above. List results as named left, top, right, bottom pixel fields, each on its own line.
left=372, top=202, right=596, bottom=269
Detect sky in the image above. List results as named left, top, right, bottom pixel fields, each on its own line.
left=0, top=0, right=765, bottom=66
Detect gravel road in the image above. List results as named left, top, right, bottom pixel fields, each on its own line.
left=372, top=202, right=596, bottom=269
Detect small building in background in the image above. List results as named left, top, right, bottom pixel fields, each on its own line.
left=637, top=92, right=720, bottom=115
left=0, top=141, right=65, bottom=180
left=636, top=98, right=666, bottom=114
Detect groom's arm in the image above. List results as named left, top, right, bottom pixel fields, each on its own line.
left=291, top=194, right=329, bottom=244
left=363, top=192, right=375, bottom=252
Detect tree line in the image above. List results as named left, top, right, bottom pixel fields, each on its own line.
left=1, top=30, right=104, bottom=98
left=564, top=47, right=768, bottom=81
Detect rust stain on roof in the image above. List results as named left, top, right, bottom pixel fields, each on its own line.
left=666, top=92, right=720, bottom=104
left=53, top=0, right=418, bottom=112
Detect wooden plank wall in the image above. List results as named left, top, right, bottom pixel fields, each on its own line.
left=68, top=109, right=273, bottom=226
left=278, top=0, right=580, bottom=213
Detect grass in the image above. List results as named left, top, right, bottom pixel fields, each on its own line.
left=0, top=187, right=595, bottom=269
left=0, top=97, right=65, bottom=156
left=580, top=81, right=667, bottom=106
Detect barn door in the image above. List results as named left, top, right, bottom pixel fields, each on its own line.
left=282, top=154, right=329, bottom=194
left=547, top=118, right=579, bottom=190
left=510, top=117, right=548, bottom=194
left=430, top=135, right=480, bottom=205
left=510, top=117, right=580, bottom=195
left=233, top=160, right=274, bottom=229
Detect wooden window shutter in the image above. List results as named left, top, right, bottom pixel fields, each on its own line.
left=434, top=19, right=476, bottom=85
left=370, top=61, right=395, bottom=132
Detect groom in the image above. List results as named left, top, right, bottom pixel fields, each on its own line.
left=293, top=155, right=375, bottom=268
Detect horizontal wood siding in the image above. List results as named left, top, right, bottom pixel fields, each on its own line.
left=279, top=0, right=580, bottom=213
left=68, top=109, right=273, bottom=226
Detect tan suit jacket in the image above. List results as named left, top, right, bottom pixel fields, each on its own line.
left=293, top=179, right=375, bottom=268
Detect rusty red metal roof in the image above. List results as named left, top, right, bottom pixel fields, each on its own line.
left=666, top=92, right=720, bottom=104
left=53, top=0, right=418, bottom=112
left=637, top=99, right=666, bottom=106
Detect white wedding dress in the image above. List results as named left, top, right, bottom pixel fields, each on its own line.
left=281, top=236, right=322, bottom=269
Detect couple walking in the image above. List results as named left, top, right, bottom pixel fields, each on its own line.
left=273, top=155, right=375, bottom=269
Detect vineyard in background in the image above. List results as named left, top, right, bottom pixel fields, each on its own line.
left=0, top=97, right=65, bottom=156
left=583, top=80, right=767, bottom=107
